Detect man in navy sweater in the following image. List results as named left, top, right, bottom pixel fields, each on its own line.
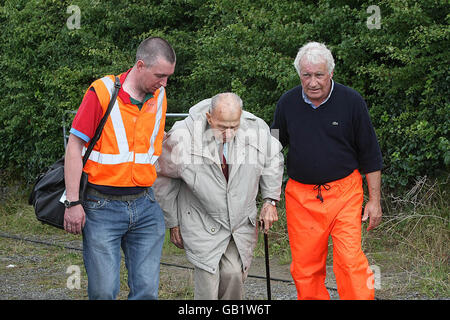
left=271, top=42, right=383, bottom=300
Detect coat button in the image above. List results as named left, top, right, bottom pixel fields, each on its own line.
left=211, top=227, right=216, bottom=232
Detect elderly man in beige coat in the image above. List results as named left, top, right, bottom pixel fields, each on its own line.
left=153, top=92, right=284, bottom=299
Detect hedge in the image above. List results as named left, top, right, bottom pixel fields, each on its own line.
left=0, top=0, right=448, bottom=189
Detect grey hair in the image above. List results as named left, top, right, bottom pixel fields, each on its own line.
left=293, top=42, right=335, bottom=76
left=135, top=36, right=176, bottom=67
left=210, top=92, right=243, bottom=113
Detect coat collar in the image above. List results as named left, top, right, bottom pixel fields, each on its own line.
left=184, top=99, right=262, bottom=182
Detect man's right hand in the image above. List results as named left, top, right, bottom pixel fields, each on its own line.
left=170, top=226, right=184, bottom=249
left=64, top=134, right=86, bottom=235
left=64, top=205, right=85, bottom=235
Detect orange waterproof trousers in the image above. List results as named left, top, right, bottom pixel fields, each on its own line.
left=285, top=170, right=374, bottom=300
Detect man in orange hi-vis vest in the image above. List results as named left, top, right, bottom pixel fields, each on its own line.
left=63, top=37, right=176, bottom=300
left=271, top=42, right=383, bottom=300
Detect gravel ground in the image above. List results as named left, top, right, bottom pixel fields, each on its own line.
left=0, top=233, right=338, bottom=300
left=0, top=232, right=441, bottom=300
left=242, top=257, right=339, bottom=300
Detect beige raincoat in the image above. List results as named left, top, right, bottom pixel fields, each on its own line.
left=153, top=98, right=283, bottom=274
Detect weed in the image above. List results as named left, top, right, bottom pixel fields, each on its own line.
left=0, top=175, right=448, bottom=299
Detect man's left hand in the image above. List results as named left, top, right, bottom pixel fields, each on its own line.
left=258, top=202, right=278, bottom=234
left=362, top=199, right=382, bottom=231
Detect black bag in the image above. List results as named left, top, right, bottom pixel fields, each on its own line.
left=28, top=77, right=121, bottom=229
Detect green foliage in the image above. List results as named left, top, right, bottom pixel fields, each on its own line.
left=0, top=0, right=448, bottom=190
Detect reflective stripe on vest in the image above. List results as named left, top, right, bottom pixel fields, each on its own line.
left=135, top=87, right=165, bottom=165
left=83, top=76, right=165, bottom=166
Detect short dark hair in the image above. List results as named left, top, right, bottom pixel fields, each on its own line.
left=135, top=37, right=176, bottom=67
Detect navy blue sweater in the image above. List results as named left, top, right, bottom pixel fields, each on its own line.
left=271, top=82, right=383, bottom=185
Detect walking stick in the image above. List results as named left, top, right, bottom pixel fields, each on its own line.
left=261, top=221, right=272, bottom=300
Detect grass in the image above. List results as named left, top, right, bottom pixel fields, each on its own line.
left=0, top=180, right=192, bottom=299
left=0, top=236, right=88, bottom=299
left=0, top=174, right=448, bottom=299
left=253, top=175, right=449, bottom=299
left=254, top=194, right=292, bottom=265
left=362, top=176, right=450, bottom=298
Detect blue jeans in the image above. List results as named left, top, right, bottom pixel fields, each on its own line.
left=82, top=188, right=165, bottom=300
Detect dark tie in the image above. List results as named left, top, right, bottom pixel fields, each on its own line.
left=221, top=144, right=228, bottom=181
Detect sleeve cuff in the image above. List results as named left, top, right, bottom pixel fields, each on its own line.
left=70, top=128, right=90, bottom=143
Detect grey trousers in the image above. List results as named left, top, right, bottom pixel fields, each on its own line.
left=194, top=239, right=245, bottom=300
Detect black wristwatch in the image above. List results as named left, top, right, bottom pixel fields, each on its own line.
left=64, top=199, right=82, bottom=209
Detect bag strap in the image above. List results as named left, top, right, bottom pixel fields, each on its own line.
left=82, top=76, right=121, bottom=167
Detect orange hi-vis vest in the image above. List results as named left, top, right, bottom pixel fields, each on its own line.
left=82, top=74, right=167, bottom=187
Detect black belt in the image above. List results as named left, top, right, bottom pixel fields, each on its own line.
left=86, top=187, right=149, bottom=201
